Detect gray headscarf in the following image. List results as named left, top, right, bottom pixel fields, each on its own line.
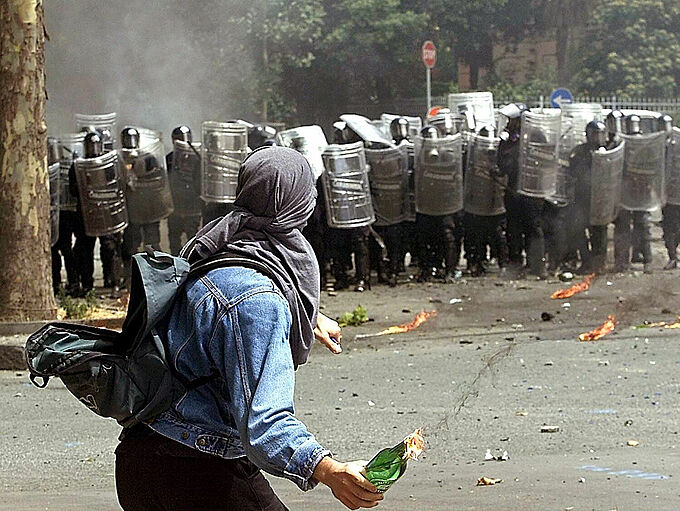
left=185, top=146, right=320, bottom=367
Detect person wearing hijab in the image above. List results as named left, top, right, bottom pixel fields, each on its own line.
left=114, top=147, right=383, bottom=511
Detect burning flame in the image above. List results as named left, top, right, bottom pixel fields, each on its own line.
left=402, top=428, right=425, bottom=461
left=578, top=315, right=617, bottom=341
left=551, top=273, right=596, bottom=299
left=637, top=316, right=680, bottom=329
left=375, top=311, right=438, bottom=336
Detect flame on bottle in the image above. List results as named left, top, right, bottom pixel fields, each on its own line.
left=578, top=315, right=617, bottom=341
left=375, top=311, right=438, bottom=337
left=551, top=273, right=596, bottom=299
left=639, top=316, right=680, bottom=329
left=402, top=428, right=425, bottom=461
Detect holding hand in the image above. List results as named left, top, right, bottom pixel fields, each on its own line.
left=313, top=456, right=382, bottom=509
left=315, top=312, right=342, bottom=354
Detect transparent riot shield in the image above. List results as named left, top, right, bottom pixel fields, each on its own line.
left=590, top=143, right=625, bottom=225
left=340, top=114, right=394, bottom=148
left=74, top=151, right=128, bottom=237
left=276, top=125, right=328, bottom=180
left=56, top=133, right=86, bottom=212
left=120, top=137, right=174, bottom=224
left=365, top=146, right=408, bottom=226
left=620, top=132, right=666, bottom=211
left=666, top=128, right=680, bottom=206
left=49, top=162, right=60, bottom=246
left=464, top=133, right=506, bottom=216
left=75, top=112, right=117, bottom=151
left=402, top=142, right=416, bottom=222
left=321, top=142, right=375, bottom=229
left=170, top=140, right=203, bottom=216
left=201, top=121, right=248, bottom=203
left=414, top=134, right=464, bottom=216
left=448, top=92, right=495, bottom=128
left=380, top=113, right=422, bottom=140
left=517, top=111, right=561, bottom=197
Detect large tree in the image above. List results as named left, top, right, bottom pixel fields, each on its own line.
left=573, top=0, right=680, bottom=97
left=0, top=0, right=56, bottom=321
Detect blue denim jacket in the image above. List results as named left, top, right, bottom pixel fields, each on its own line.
left=150, top=266, right=330, bottom=491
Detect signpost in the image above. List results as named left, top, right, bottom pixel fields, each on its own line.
left=550, top=87, right=573, bottom=108
left=422, top=40, right=436, bottom=113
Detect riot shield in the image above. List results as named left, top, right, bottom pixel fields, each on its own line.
left=517, top=112, right=561, bottom=197
left=340, top=114, right=394, bottom=148
left=403, top=142, right=416, bottom=222
left=365, top=146, right=408, bottom=226
left=464, top=133, right=506, bottom=216
left=414, top=134, right=464, bottom=216
left=121, top=138, right=174, bottom=224
left=276, top=125, right=328, bottom=180
left=380, top=113, right=423, bottom=140
left=620, top=132, right=666, bottom=211
left=448, top=92, right=495, bottom=128
left=74, top=151, right=128, bottom=237
left=49, top=162, right=60, bottom=246
left=201, top=121, right=248, bottom=203
left=75, top=112, right=117, bottom=151
left=170, top=140, right=203, bottom=217
left=666, top=127, right=680, bottom=206
left=321, top=142, right=375, bottom=229
left=590, top=143, right=625, bottom=225
left=57, top=133, right=86, bottom=212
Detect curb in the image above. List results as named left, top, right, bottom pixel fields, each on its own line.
left=0, top=317, right=124, bottom=371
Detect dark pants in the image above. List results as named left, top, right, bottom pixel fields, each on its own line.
left=589, top=224, right=608, bottom=271
left=505, top=192, right=545, bottom=274
left=51, top=210, right=79, bottom=292
left=662, top=204, right=680, bottom=260
left=416, top=213, right=460, bottom=274
left=123, top=222, right=162, bottom=261
left=373, top=224, right=402, bottom=277
left=329, top=227, right=370, bottom=285
left=115, top=431, right=288, bottom=511
left=614, top=210, right=652, bottom=267
left=73, top=213, right=96, bottom=291
left=168, top=214, right=202, bottom=255
left=100, top=233, right=123, bottom=288
left=464, top=213, right=508, bottom=271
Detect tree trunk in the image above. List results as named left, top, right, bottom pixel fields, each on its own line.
left=0, top=0, right=56, bottom=321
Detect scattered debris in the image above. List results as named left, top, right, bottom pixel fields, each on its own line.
left=476, top=476, right=503, bottom=486
left=627, top=440, right=640, bottom=447
left=540, top=425, right=560, bottom=433
left=578, top=477, right=586, bottom=483
left=561, top=302, right=571, bottom=309
left=449, top=298, right=463, bottom=304
left=515, top=410, right=528, bottom=417
left=558, top=272, right=574, bottom=282
left=551, top=273, right=596, bottom=299
left=598, top=360, right=610, bottom=366
left=367, top=400, right=375, bottom=407
left=541, top=311, right=554, bottom=321
left=635, top=316, right=680, bottom=329
left=429, top=297, right=442, bottom=304
left=624, top=420, right=633, bottom=427
left=578, top=315, right=617, bottom=342
left=484, top=449, right=509, bottom=461
left=544, top=360, right=554, bottom=366
left=338, top=306, right=369, bottom=327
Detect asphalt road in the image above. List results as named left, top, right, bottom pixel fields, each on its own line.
left=2, top=261, right=679, bottom=511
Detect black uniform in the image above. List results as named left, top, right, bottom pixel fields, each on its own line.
left=166, top=152, right=202, bottom=255
left=68, top=163, right=96, bottom=295
left=51, top=211, right=79, bottom=295
left=499, top=134, right=546, bottom=276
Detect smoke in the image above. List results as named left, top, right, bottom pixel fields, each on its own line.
left=45, top=1, right=256, bottom=143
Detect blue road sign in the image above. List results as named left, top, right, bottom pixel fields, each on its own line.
left=550, top=88, right=573, bottom=108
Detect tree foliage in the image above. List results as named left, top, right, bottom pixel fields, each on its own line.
left=574, top=0, right=680, bottom=97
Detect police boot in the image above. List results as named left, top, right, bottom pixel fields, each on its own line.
left=664, top=258, right=678, bottom=270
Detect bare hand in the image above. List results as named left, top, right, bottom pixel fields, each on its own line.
left=313, top=457, right=382, bottom=509
left=315, top=312, right=342, bottom=354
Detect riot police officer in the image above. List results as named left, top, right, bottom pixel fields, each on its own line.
left=248, top=124, right=277, bottom=149
left=120, top=127, right=163, bottom=281
left=605, top=110, right=624, bottom=150
left=660, top=114, right=680, bottom=269
left=415, top=125, right=463, bottom=282
left=498, top=103, right=547, bottom=278
left=67, top=132, right=100, bottom=297
left=166, top=125, right=202, bottom=255
left=570, top=120, right=609, bottom=273
left=614, top=114, right=653, bottom=272
left=327, top=121, right=372, bottom=292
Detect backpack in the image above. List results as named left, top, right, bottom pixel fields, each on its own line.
left=25, top=248, right=279, bottom=429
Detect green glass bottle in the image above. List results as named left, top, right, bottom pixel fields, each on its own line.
left=363, top=429, right=423, bottom=493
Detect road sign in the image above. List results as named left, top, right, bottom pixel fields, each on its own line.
left=550, top=87, right=573, bottom=108
left=422, top=41, right=436, bottom=69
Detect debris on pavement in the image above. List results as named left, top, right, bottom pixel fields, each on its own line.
left=635, top=316, right=680, bottom=329
left=484, top=449, right=509, bottom=461
left=540, top=425, right=560, bottom=433
left=515, top=410, right=528, bottom=416
left=356, top=310, right=438, bottom=339
left=627, top=440, right=640, bottom=447
left=551, top=273, right=595, bottom=299
left=476, top=476, right=503, bottom=486
left=558, top=272, right=574, bottom=282
left=338, top=306, right=369, bottom=327
left=578, top=315, right=617, bottom=341
left=541, top=311, right=554, bottom=321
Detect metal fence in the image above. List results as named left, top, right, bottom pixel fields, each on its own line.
left=347, top=95, right=680, bottom=119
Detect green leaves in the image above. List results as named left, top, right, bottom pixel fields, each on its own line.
left=337, top=305, right=369, bottom=327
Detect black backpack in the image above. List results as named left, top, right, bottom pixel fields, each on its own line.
left=25, top=248, right=279, bottom=429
